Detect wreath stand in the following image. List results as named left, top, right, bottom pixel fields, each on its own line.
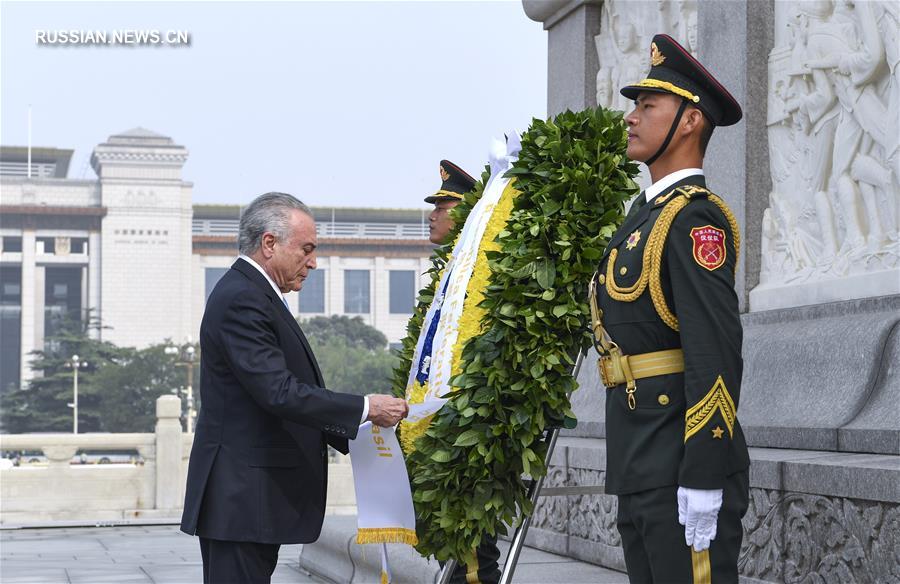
left=437, top=350, right=604, bottom=584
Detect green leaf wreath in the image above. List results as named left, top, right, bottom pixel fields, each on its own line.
left=391, top=107, right=640, bottom=562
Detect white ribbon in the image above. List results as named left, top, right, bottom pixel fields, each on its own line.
left=349, top=133, right=521, bottom=582
left=404, top=131, right=522, bottom=420
left=348, top=422, right=417, bottom=543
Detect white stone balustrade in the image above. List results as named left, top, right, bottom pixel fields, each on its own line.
left=0, top=395, right=358, bottom=525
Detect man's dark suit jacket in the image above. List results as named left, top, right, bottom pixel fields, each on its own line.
left=180, top=258, right=365, bottom=544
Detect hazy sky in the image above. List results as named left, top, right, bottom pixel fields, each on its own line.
left=1, top=1, right=548, bottom=209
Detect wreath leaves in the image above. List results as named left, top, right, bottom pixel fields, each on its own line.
left=391, top=107, right=639, bottom=562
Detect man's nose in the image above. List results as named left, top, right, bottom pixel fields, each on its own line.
left=308, top=252, right=317, bottom=270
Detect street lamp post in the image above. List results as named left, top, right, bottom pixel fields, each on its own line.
left=166, top=340, right=198, bottom=433
left=183, top=345, right=196, bottom=434
left=65, top=354, right=88, bottom=434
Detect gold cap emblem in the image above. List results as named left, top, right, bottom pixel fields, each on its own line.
left=439, top=165, right=450, bottom=181
left=650, top=42, right=665, bottom=67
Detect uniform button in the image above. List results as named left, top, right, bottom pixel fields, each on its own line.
left=620, top=266, right=628, bottom=276
left=598, top=274, right=606, bottom=284
left=658, top=395, right=670, bottom=406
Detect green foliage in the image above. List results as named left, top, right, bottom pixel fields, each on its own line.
left=1, top=315, right=192, bottom=433
left=302, top=315, right=388, bottom=351
left=2, top=315, right=121, bottom=433
left=302, top=315, right=397, bottom=396
left=89, top=343, right=190, bottom=432
left=392, top=108, right=639, bottom=561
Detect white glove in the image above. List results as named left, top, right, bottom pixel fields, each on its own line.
left=677, top=486, right=723, bottom=552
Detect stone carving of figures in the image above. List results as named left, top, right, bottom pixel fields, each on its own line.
left=594, top=0, right=699, bottom=194
left=596, top=64, right=614, bottom=110
left=594, top=0, right=699, bottom=114
left=758, top=0, right=899, bottom=294
left=610, top=13, right=645, bottom=113
left=804, top=0, right=887, bottom=257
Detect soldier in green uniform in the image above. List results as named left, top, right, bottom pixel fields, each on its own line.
left=589, top=34, right=750, bottom=583
left=422, top=160, right=502, bottom=584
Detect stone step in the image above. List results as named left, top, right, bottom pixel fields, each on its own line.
left=297, top=514, right=629, bottom=584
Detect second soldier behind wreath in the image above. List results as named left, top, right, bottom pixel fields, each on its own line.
left=590, top=35, right=750, bottom=583
left=424, top=161, right=502, bottom=584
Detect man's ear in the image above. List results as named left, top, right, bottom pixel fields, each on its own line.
left=260, top=232, right=277, bottom=259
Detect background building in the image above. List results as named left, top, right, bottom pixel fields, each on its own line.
left=0, top=129, right=434, bottom=394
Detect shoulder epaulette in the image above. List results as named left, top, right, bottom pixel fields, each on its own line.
left=654, top=185, right=711, bottom=206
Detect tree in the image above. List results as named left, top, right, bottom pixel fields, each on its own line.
left=1, top=314, right=124, bottom=433
left=89, top=343, right=189, bottom=433
left=1, top=313, right=194, bottom=434
left=299, top=316, right=396, bottom=396
left=301, top=315, right=388, bottom=350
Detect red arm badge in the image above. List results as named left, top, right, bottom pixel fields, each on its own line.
left=690, top=225, right=726, bottom=271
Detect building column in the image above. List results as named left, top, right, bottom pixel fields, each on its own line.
left=328, top=256, right=342, bottom=315
left=19, top=230, right=35, bottom=387
left=87, top=231, right=101, bottom=338
left=373, top=256, right=386, bottom=332
left=33, top=266, right=45, bottom=364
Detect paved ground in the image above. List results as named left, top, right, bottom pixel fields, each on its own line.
left=0, top=525, right=314, bottom=584
left=0, top=524, right=628, bottom=584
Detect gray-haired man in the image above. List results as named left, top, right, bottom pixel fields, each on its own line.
left=181, top=192, right=408, bottom=583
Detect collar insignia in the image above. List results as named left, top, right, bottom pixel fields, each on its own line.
left=650, top=42, right=666, bottom=67
left=626, top=229, right=642, bottom=250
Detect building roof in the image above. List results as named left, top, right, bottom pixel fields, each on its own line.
left=193, top=204, right=427, bottom=224
left=114, top=127, right=169, bottom=139
left=99, top=127, right=180, bottom=148
left=0, top=147, right=74, bottom=178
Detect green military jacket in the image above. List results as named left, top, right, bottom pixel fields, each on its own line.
left=594, top=174, right=750, bottom=495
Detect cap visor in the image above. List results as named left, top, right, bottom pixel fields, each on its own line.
left=620, top=84, right=676, bottom=100
left=424, top=194, right=462, bottom=204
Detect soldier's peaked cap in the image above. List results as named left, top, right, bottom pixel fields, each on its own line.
left=424, top=160, right=477, bottom=204
left=620, top=34, right=742, bottom=127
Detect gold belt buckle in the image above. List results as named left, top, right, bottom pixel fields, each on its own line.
left=597, top=345, right=637, bottom=410
left=598, top=345, right=625, bottom=388
left=598, top=356, right=614, bottom=387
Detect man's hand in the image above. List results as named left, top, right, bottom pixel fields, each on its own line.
left=366, top=394, right=409, bottom=427
left=677, top=486, right=723, bottom=552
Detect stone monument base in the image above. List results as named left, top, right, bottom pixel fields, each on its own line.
left=750, top=268, right=900, bottom=312
left=527, top=437, right=900, bottom=584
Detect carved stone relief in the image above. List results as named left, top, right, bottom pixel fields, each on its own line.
left=565, top=468, right=620, bottom=547
left=594, top=0, right=698, bottom=113
left=530, top=466, right=620, bottom=547
left=532, top=477, right=900, bottom=583
left=758, top=0, right=899, bottom=291
left=740, top=488, right=900, bottom=584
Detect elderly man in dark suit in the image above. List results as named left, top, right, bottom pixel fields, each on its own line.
left=181, top=192, right=408, bottom=584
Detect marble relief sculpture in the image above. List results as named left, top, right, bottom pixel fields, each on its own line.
left=760, top=0, right=899, bottom=287
left=594, top=0, right=698, bottom=194
left=594, top=0, right=698, bottom=113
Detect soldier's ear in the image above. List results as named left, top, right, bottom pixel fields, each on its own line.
left=683, top=107, right=705, bottom=135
